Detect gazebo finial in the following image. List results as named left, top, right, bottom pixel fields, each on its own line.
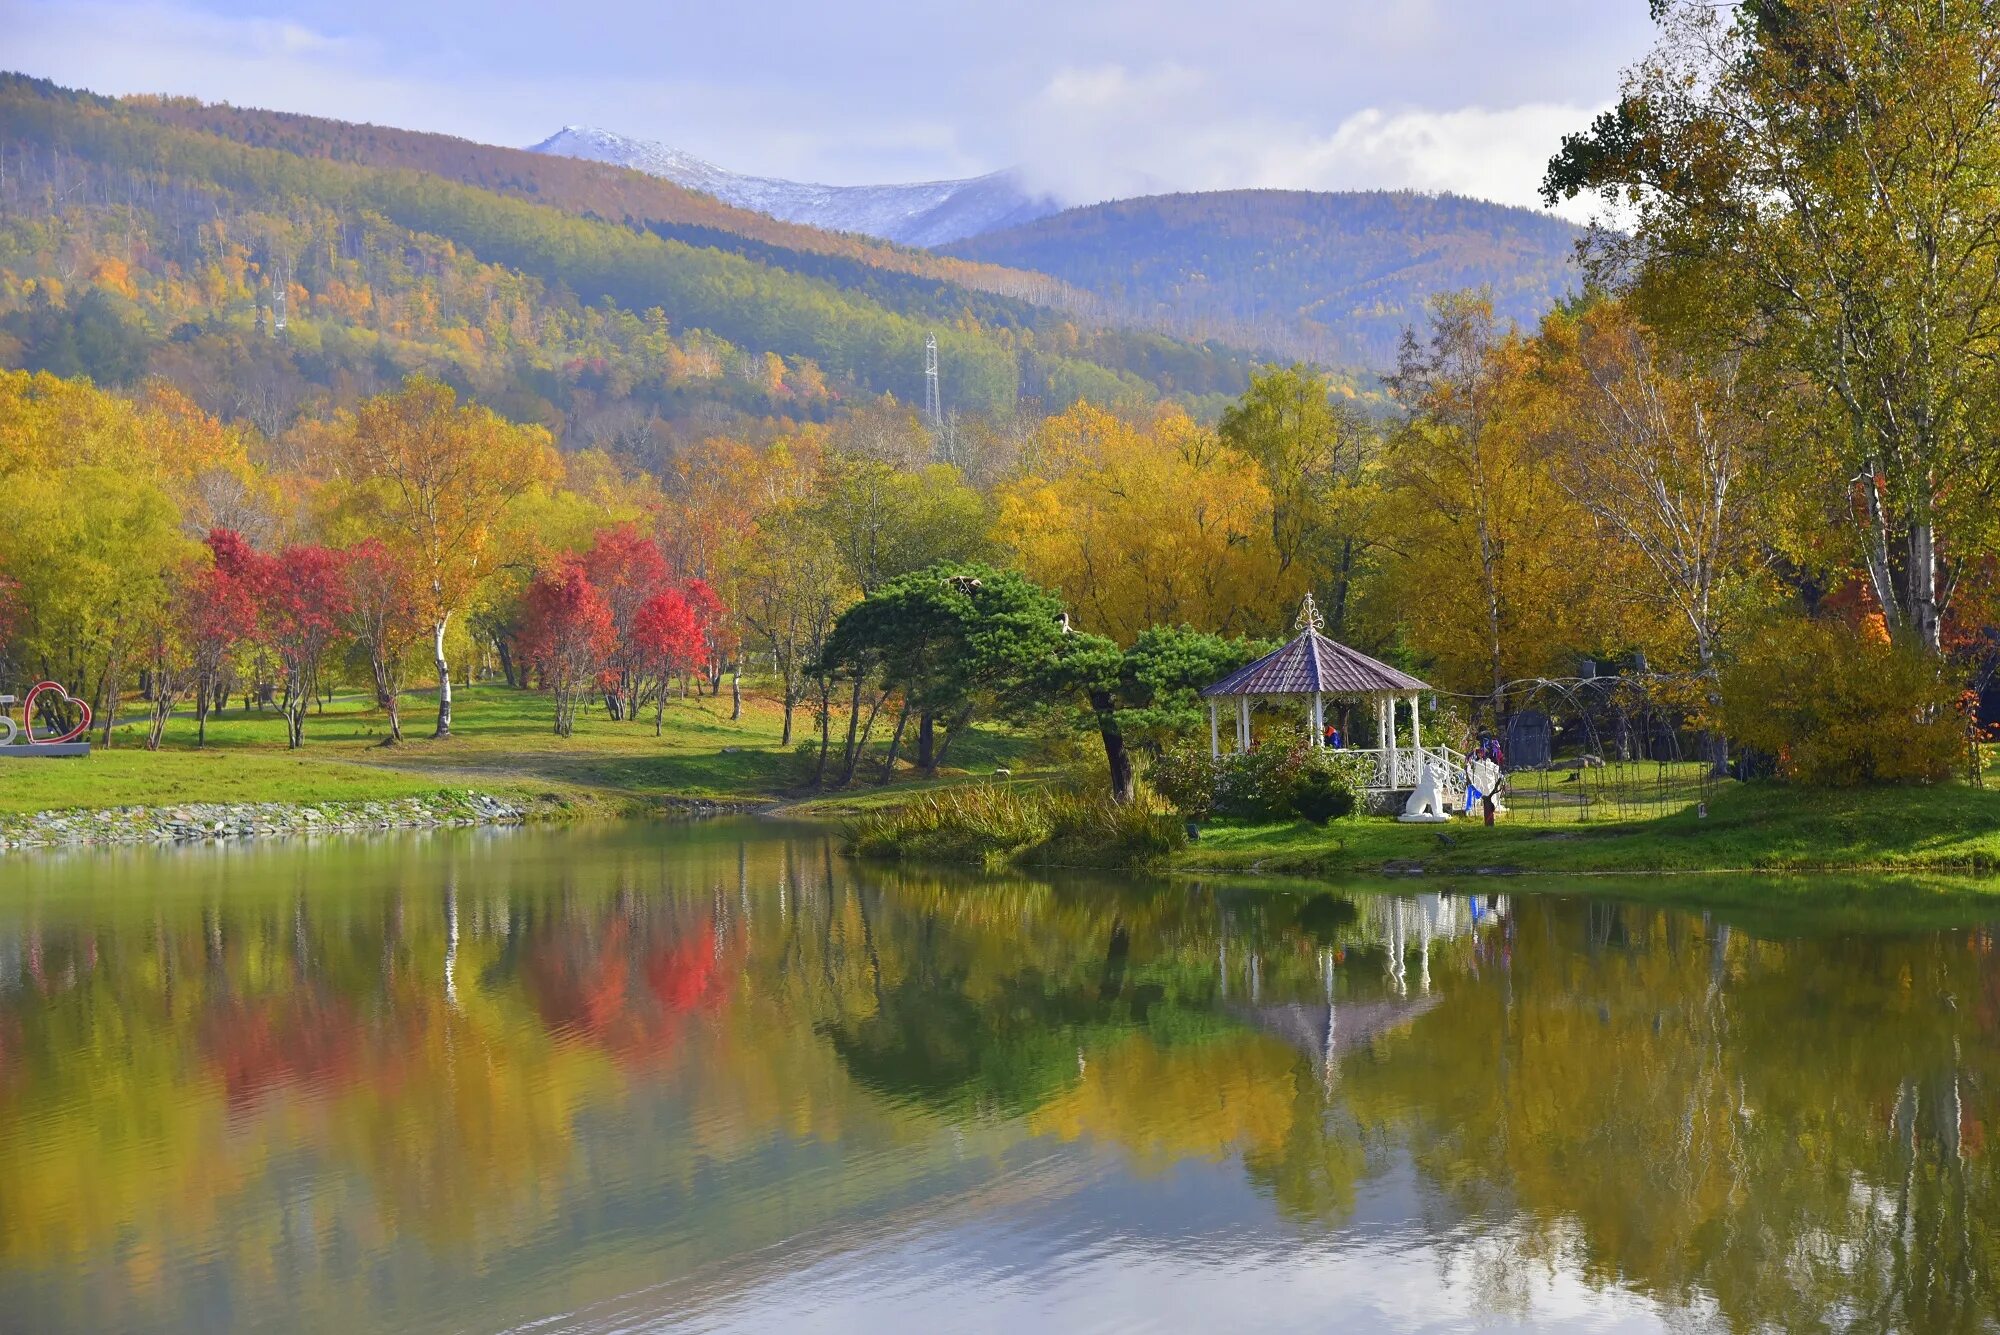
left=1296, top=592, right=1324, bottom=634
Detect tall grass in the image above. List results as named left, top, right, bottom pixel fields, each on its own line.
left=846, top=783, right=1184, bottom=870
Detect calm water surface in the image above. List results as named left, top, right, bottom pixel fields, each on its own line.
left=0, top=820, right=1995, bottom=1333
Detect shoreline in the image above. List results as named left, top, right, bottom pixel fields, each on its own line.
left=0, top=792, right=540, bottom=853
left=0, top=791, right=791, bottom=854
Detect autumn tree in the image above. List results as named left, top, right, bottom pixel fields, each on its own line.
left=581, top=524, right=672, bottom=721
left=342, top=376, right=556, bottom=737
left=1537, top=302, right=1762, bottom=770
left=342, top=538, right=425, bottom=744
left=1545, top=0, right=2000, bottom=654
left=1219, top=365, right=1379, bottom=635
left=633, top=588, right=701, bottom=736
left=999, top=403, right=1285, bottom=643
left=519, top=559, right=616, bottom=738
left=1377, top=293, right=1606, bottom=712
left=178, top=529, right=258, bottom=748
left=254, top=545, right=352, bottom=749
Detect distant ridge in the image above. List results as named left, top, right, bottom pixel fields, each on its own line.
left=530, top=126, right=1061, bottom=246
left=944, top=188, right=1585, bottom=368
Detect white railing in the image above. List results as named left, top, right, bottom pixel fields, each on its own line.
left=1342, top=745, right=1466, bottom=793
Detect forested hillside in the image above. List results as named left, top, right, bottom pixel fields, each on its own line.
left=126, top=96, right=1076, bottom=305
left=0, top=75, right=1265, bottom=459
left=944, top=189, right=1583, bottom=368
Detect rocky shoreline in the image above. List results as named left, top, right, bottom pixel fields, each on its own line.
left=0, top=792, right=530, bottom=853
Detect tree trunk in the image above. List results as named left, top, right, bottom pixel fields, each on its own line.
left=781, top=687, right=796, bottom=746
left=195, top=687, right=211, bottom=749
left=97, top=650, right=122, bottom=748
left=842, top=689, right=888, bottom=787
left=812, top=678, right=833, bottom=787
left=432, top=615, right=453, bottom=738
left=145, top=691, right=174, bottom=751
left=372, top=652, right=403, bottom=745
left=837, top=679, right=865, bottom=784
left=496, top=635, right=517, bottom=688
left=1090, top=688, right=1136, bottom=803
left=1909, top=520, right=1941, bottom=654
left=879, top=704, right=909, bottom=784
left=917, top=710, right=935, bottom=774
left=932, top=705, right=975, bottom=771
left=730, top=666, right=742, bottom=720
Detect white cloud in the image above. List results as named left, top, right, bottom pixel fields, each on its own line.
left=1014, top=61, right=1602, bottom=220
left=8, top=1, right=1640, bottom=218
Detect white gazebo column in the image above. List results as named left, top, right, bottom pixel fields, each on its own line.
left=1311, top=692, right=1324, bottom=746
left=1385, top=695, right=1400, bottom=787
left=1209, top=699, right=1220, bottom=760
left=1237, top=696, right=1251, bottom=753
left=1409, top=692, right=1422, bottom=754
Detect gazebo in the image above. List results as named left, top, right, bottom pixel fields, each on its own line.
left=1202, top=596, right=1462, bottom=803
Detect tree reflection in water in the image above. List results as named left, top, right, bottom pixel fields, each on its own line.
left=0, top=824, right=1994, bottom=1332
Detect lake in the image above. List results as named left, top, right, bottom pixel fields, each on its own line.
left=0, top=819, right=1993, bottom=1332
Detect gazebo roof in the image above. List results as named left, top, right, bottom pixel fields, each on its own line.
left=1203, top=599, right=1428, bottom=699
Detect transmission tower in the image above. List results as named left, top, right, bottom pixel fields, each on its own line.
left=923, top=332, right=942, bottom=430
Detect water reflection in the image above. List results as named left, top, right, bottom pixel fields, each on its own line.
left=0, top=823, right=1995, bottom=1332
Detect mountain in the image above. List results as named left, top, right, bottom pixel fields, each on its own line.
left=0, top=75, right=1264, bottom=457
left=530, top=126, right=1061, bottom=247
left=943, top=190, right=1585, bottom=369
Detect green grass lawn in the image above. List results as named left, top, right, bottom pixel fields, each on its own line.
left=1, top=682, right=1035, bottom=816
left=1181, top=777, right=2000, bottom=877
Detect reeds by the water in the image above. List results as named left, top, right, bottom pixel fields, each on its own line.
left=845, top=783, right=1184, bottom=870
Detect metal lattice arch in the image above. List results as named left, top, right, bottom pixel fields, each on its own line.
left=1200, top=596, right=1464, bottom=798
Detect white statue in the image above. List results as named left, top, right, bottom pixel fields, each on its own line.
left=1397, top=759, right=1453, bottom=823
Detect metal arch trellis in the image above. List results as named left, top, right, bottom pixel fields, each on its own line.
left=1425, top=669, right=1725, bottom=825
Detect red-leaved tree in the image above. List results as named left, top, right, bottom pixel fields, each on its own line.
left=520, top=558, right=616, bottom=737
left=343, top=538, right=425, bottom=745
left=633, top=589, right=701, bottom=735
left=681, top=577, right=731, bottom=701
left=254, top=545, right=353, bottom=749
left=182, top=529, right=259, bottom=749
left=582, top=524, right=671, bottom=722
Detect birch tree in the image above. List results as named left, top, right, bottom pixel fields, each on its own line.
left=342, top=377, right=556, bottom=737
left=1545, top=0, right=2000, bottom=653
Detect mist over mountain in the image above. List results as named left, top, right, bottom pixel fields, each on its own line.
left=530, top=126, right=1062, bottom=246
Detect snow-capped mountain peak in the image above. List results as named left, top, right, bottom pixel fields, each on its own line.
left=527, top=126, right=1058, bottom=247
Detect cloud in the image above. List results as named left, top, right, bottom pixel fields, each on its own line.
left=1014, top=62, right=1601, bottom=220
left=7, top=0, right=1644, bottom=217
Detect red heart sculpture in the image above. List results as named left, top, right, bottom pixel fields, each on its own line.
left=20, top=681, right=92, bottom=745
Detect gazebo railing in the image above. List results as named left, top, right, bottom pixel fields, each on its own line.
left=1341, top=744, right=1466, bottom=792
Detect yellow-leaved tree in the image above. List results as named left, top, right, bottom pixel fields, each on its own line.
left=997, top=402, right=1287, bottom=642
left=1371, top=293, right=1618, bottom=708
left=338, top=376, right=559, bottom=737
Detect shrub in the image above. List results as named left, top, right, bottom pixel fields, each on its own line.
left=1147, top=743, right=1223, bottom=822
left=1720, top=617, right=1963, bottom=786
left=1218, top=742, right=1313, bottom=819
left=1291, top=765, right=1358, bottom=824
left=1215, top=742, right=1373, bottom=822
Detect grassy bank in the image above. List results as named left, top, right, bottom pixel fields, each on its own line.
left=1179, top=779, right=2000, bottom=878
left=2, top=683, right=1031, bottom=818
left=846, top=783, right=1185, bottom=870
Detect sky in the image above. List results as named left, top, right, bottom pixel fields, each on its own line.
left=6, top=0, right=1657, bottom=219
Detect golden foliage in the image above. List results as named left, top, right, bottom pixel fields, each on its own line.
left=998, top=402, right=1289, bottom=642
